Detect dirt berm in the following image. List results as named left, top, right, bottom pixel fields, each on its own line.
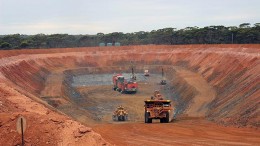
left=0, top=44, right=259, bottom=145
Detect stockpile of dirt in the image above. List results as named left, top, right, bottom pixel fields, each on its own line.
left=0, top=83, right=109, bottom=145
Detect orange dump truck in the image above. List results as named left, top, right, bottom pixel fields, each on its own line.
left=112, top=106, right=128, bottom=121
left=144, top=91, right=173, bottom=123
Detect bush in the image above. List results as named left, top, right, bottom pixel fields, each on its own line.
left=20, top=41, right=29, bottom=48
left=0, top=42, right=11, bottom=49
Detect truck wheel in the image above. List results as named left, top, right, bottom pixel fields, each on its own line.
left=112, top=115, right=116, bottom=121
left=118, top=115, right=123, bottom=121
left=113, top=87, right=116, bottom=91
left=148, top=118, right=152, bottom=123
left=160, top=118, right=165, bottom=123
left=165, top=111, right=170, bottom=123
left=145, top=112, right=152, bottom=123
left=145, top=112, right=148, bottom=123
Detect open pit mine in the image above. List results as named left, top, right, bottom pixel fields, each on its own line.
left=0, top=44, right=259, bottom=146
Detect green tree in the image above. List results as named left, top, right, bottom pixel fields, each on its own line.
left=254, top=23, right=260, bottom=27
left=0, top=24, right=259, bottom=49
left=239, top=23, right=251, bottom=28
left=29, top=34, right=47, bottom=48
left=20, top=41, right=29, bottom=48
left=0, top=42, right=11, bottom=49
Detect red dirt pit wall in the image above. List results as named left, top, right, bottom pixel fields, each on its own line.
left=0, top=44, right=259, bottom=128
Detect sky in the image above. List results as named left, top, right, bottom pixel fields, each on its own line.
left=0, top=0, right=259, bottom=35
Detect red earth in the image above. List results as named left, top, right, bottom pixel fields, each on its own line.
left=0, top=44, right=259, bottom=145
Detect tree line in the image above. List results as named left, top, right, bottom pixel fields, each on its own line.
left=0, top=23, right=259, bottom=50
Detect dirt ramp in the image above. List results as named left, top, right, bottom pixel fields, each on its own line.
left=167, top=68, right=216, bottom=118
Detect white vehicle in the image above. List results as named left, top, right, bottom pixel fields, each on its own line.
left=144, top=69, right=149, bottom=76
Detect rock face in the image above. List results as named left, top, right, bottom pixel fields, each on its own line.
left=0, top=44, right=259, bottom=145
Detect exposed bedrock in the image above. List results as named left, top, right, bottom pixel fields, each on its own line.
left=0, top=44, right=259, bottom=127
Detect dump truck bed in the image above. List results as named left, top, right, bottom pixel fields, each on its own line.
left=144, top=100, right=171, bottom=104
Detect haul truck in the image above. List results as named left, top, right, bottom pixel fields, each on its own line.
left=144, top=91, right=173, bottom=123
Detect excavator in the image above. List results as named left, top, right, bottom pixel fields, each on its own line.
left=130, top=67, right=136, bottom=80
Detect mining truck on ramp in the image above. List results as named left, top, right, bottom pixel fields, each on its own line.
left=144, top=91, right=173, bottom=123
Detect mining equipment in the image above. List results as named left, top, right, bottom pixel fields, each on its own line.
left=130, top=67, right=137, bottom=80
left=112, top=105, right=128, bottom=121
left=144, top=90, right=173, bottom=123
left=112, top=74, right=138, bottom=93
left=144, top=69, right=150, bottom=76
